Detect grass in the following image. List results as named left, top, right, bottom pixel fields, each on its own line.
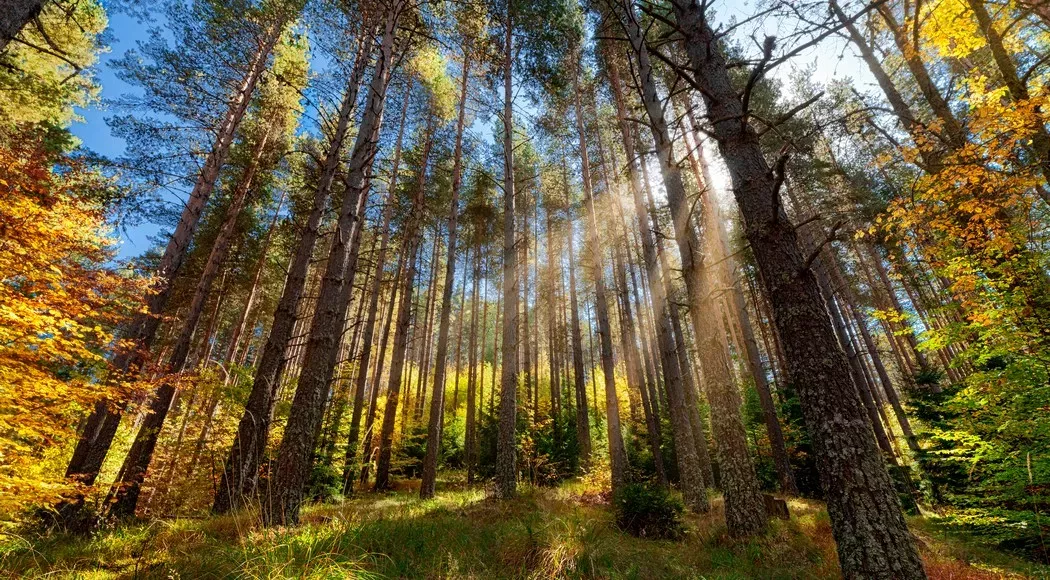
left=1, top=478, right=1046, bottom=579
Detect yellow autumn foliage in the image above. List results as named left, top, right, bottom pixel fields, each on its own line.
left=0, top=135, right=146, bottom=517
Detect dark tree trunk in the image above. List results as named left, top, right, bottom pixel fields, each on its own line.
left=213, top=36, right=373, bottom=513
left=421, top=49, right=471, bottom=498
left=65, top=19, right=286, bottom=504
left=670, top=2, right=927, bottom=575
left=574, top=70, right=628, bottom=492
left=563, top=162, right=592, bottom=464
left=374, top=111, right=436, bottom=492
left=262, top=10, right=401, bottom=525
left=495, top=3, right=519, bottom=499
left=0, top=0, right=43, bottom=52
left=341, top=78, right=413, bottom=495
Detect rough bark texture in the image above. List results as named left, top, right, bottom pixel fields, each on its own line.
left=420, top=49, right=471, bottom=499
left=214, top=39, right=372, bottom=513
left=671, top=2, right=926, bottom=576
left=342, top=78, right=413, bottom=495
left=495, top=4, right=519, bottom=500
left=65, top=20, right=285, bottom=510
left=108, top=125, right=275, bottom=518
left=605, top=17, right=713, bottom=511
left=374, top=112, right=435, bottom=492
left=263, top=10, right=400, bottom=525
left=574, top=71, right=627, bottom=492
left=0, top=0, right=43, bottom=52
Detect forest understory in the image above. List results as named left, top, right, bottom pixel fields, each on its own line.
left=3, top=476, right=1046, bottom=579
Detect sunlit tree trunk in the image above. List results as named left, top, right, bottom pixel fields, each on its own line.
left=421, top=49, right=472, bottom=497
left=213, top=35, right=373, bottom=513
left=495, top=1, right=519, bottom=499
left=66, top=17, right=287, bottom=502
left=574, top=70, right=627, bottom=491
left=605, top=47, right=705, bottom=506
left=109, top=120, right=277, bottom=517
left=562, top=161, right=592, bottom=464
left=263, top=9, right=401, bottom=524
left=671, top=0, right=926, bottom=573
left=342, top=78, right=413, bottom=494
left=361, top=249, right=407, bottom=486
left=374, top=110, right=436, bottom=492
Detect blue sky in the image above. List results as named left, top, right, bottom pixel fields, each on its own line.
left=75, top=1, right=875, bottom=262
left=72, top=9, right=157, bottom=261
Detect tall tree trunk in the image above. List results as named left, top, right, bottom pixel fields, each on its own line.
left=607, top=33, right=715, bottom=511
left=574, top=70, right=627, bottom=491
left=213, top=36, right=373, bottom=513
left=421, top=49, right=471, bottom=498
left=65, top=19, right=286, bottom=500
left=563, top=161, right=592, bottom=464
left=670, top=2, right=926, bottom=574
left=374, top=111, right=436, bottom=492
left=615, top=0, right=766, bottom=533
left=495, top=2, right=519, bottom=499
left=342, top=78, right=413, bottom=494
left=361, top=249, right=407, bottom=485
left=107, top=122, right=276, bottom=518
left=262, top=11, right=401, bottom=525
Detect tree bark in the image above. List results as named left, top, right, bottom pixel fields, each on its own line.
left=214, top=35, right=373, bottom=513
left=374, top=111, right=436, bottom=492
left=65, top=18, right=286, bottom=499
left=108, top=122, right=276, bottom=518
left=574, top=70, right=628, bottom=492
left=421, top=49, right=471, bottom=498
left=0, top=0, right=43, bottom=52
left=262, top=9, right=401, bottom=524
left=670, top=1, right=927, bottom=574
left=495, top=2, right=519, bottom=499
left=341, top=78, right=414, bottom=494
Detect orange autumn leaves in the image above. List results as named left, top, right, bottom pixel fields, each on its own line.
left=0, top=135, right=146, bottom=515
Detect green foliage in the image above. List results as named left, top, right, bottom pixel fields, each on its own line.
left=0, top=0, right=107, bottom=139
left=612, top=483, right=684, bottom=540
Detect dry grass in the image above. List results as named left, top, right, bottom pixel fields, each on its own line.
left=0, top=481, right=1045, bottom=579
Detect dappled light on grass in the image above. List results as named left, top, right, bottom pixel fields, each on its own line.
left=2, top=483, right=1045, bottom=578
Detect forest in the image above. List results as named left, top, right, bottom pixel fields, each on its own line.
left=2, top=0, right=1050, bottom=577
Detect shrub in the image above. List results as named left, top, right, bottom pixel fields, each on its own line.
left=613, top=483, right=684, bottom=540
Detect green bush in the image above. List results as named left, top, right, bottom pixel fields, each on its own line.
left=613, top=483, right=684, bottom=540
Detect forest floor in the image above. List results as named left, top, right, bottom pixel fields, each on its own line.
left=1, top=476, right=1047, bottom=579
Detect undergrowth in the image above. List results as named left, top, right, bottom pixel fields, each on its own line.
left=0, top=478, right=1045, bottom=579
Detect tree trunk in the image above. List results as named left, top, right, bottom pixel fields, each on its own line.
left=374, top=111, right=436, bottom=492
left=495, top=2, right=519, bottom=500
left=108, top=123, right=276, bottom=518
left=563, top=161, right=592, bottom=464
left=670, top=1, right=926, bottom=574
left=262, top=11, right=400, bottom=525
left=361, top=249, right=407, bottom=486
left=213, top=36, right=373, bottom=513
left=342, top=78, right=413, bottom=494
left=65, top=18, right=286, bottom=500
left=605, top=40, right=712, bottom=510
left=421, top=49, right=471, bottom=498
left=621, top=0, right=766, bottom=532
left=574, top=70, right=628, bottom=492
left=0, top=0, right=43, bottom=52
